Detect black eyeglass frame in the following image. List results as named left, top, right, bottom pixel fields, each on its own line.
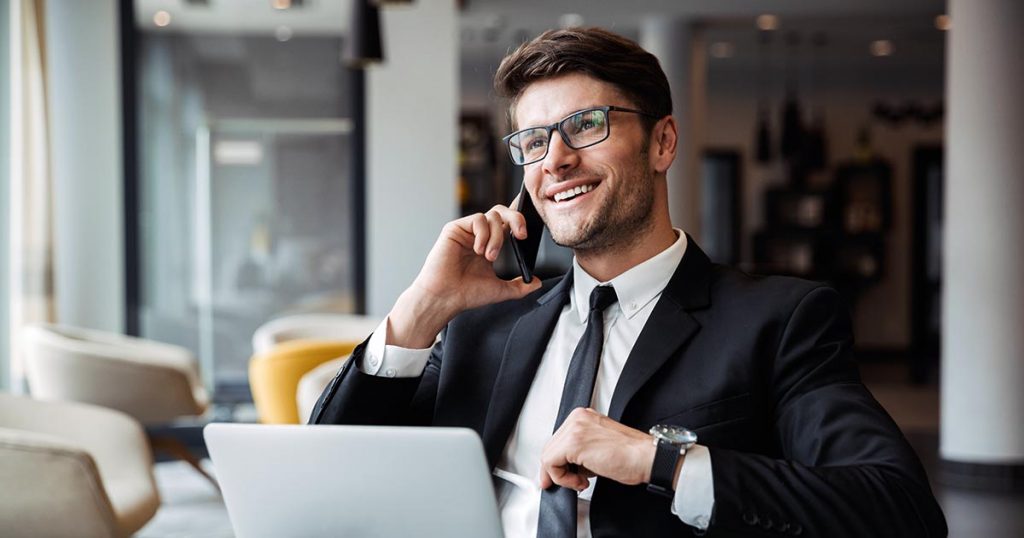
left=502, top=105, right=659, bottom=166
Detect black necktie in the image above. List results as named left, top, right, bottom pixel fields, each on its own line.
left=537, top=285, right=618, bottom=538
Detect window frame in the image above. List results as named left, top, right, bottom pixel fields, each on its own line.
left=1, top=0, right=11, bottom=391
left=118, top=0, right=367, bottom=403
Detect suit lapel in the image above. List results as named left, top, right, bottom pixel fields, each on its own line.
left=608, top=236, right=713, bottom=422
left=481, top=273, right=573, bottom=466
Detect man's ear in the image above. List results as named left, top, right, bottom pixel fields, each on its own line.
left=649, top=116, right=678, bottom=173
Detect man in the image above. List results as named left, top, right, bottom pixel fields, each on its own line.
left=312, top=28, right=946, bottom=537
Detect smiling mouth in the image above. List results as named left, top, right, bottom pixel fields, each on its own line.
left=552, top=183, right=597, bottom=203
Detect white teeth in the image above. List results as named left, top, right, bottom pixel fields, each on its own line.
left=553, top=183, right=595, bottom=202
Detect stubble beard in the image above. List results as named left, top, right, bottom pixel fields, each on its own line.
left=547, top=151, right=657, bottom=257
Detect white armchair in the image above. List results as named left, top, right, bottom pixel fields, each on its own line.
left=22, top=324, right=209, bottom=424
left=251, top=313, right=379, bottom=354
left=0, top=393, right=160, bottom=537
left=21, top=324, right=214, bottom=486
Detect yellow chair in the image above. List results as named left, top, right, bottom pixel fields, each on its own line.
left=248, top=340, right=358, bottom=424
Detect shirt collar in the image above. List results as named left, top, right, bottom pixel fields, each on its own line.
left=570, top=229, right=688, bottom=323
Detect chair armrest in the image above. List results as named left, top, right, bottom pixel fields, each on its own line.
left=0, top=428, right=120, bottom=538
left=26, top=345, right=207, bottom=423
left=0, top=395, right=160, bottom=536
left=23, top=325, right=206, bottom=402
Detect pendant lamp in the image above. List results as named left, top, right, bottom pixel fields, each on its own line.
left=756, top=105, right=773, bottom=163
left=754, top=31, right=774, bottom=163
left=344, top=0, right=383, bottom=68
left=803, top=33, right=828, bottom=170
left=779, top=32, right=803, bottom=163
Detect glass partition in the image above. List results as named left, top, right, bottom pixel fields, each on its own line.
left=131, top=1, right=358, bottom=403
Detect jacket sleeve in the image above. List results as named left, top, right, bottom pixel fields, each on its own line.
left=308, top=330, right=445, bottom=426
left=706, top=287, right=947, bottom=537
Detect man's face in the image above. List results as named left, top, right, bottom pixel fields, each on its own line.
left=515, top=73, right=658, bottom=254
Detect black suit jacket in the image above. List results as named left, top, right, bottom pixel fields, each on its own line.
left=311, top=240, right=947, bottom=537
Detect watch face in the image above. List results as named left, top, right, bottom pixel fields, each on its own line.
left=650, top=425, right=697, bottom=446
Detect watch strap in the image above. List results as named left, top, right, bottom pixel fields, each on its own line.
left=647, top=439, right=682, bottom=498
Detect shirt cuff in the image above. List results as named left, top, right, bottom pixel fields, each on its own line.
left=671, top=444, right=714, bottom=530
left=359, top=317, right=434, bottom=378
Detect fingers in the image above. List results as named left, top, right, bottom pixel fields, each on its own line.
left=470, top=213, right=490, bottom=257
left=540, top=459, right=590, bottom=492
left=462, top=205, right=531, bottom=263
left=419, top=207, right=542, bottom=317
left=539, top=422, right=591, bottom=492
left=488, top=204, right=528, bottom=240
left=538, top=408, right=654, bottom=489
left=483, top=210, right=506, bottom=261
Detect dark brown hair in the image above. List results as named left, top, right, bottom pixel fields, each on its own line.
left=494, top=27, right=672, bottom=130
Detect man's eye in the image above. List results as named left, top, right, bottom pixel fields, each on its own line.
left=569, top=111, right=605, bottom=134
left=524, top=136, right=547, bottom=150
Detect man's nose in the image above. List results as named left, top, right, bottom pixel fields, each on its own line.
left=541, top=129, right=581, bottom=176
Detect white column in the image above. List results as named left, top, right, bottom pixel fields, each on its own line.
left=44, top=0, right=125, bottom=332
left=641, top=18, right=706, bottom=239
left=941, top=0, right=1024, bottom=464
left=366, top=0, right=457, bottom=316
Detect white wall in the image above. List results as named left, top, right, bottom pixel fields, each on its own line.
left=367, top=0, right=458, bottom=316
left=45, top=0, right=125, bottom=332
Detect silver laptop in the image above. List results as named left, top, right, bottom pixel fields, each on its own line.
left=204, top=423, right=503, bottom=538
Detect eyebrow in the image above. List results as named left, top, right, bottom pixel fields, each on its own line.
left=517, top=105, right=606, bottom=130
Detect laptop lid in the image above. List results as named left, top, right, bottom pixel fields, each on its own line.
left=204, top=423, right=503, bottom=538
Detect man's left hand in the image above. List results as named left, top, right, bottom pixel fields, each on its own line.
left=539, top=407, right=657, bottom=491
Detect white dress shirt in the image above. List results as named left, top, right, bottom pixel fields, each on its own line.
left=361, top=230, right=714, bottom=535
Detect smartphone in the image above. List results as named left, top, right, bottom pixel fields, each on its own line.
left=509, top=183, right=545, bottom=283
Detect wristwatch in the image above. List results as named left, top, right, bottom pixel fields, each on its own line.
left=646, top=424, right=697, bottom=498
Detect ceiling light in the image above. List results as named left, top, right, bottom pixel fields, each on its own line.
left=756, top=14, right=779, bottom=31
left=275, top=26, right=293, bottom=42
left=214, top=140, right=264, bottom=166
left=935, top=14, right=951, bottom=31
left=558, top=13, right=585, bottom=29
left=709, top=42, right=735, bottom=59
left=272, top=0, right=292, bottom=10
left=153, top=10, right=171, bottom=27
left=870, top=40, right=894, bottom=57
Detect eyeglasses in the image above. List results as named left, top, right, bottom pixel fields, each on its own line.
left=502, top=105, right=658, bottom=166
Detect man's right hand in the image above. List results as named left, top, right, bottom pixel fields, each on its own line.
left=386, top=204, right=544, bottom=349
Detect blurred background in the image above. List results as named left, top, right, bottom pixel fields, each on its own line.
left=1, top=0, right=1021, bottom=536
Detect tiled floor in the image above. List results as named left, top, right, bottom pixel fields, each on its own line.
left=137, top=365, right=1023, bottom=537
left=136, top=461, right=232, bottom=538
